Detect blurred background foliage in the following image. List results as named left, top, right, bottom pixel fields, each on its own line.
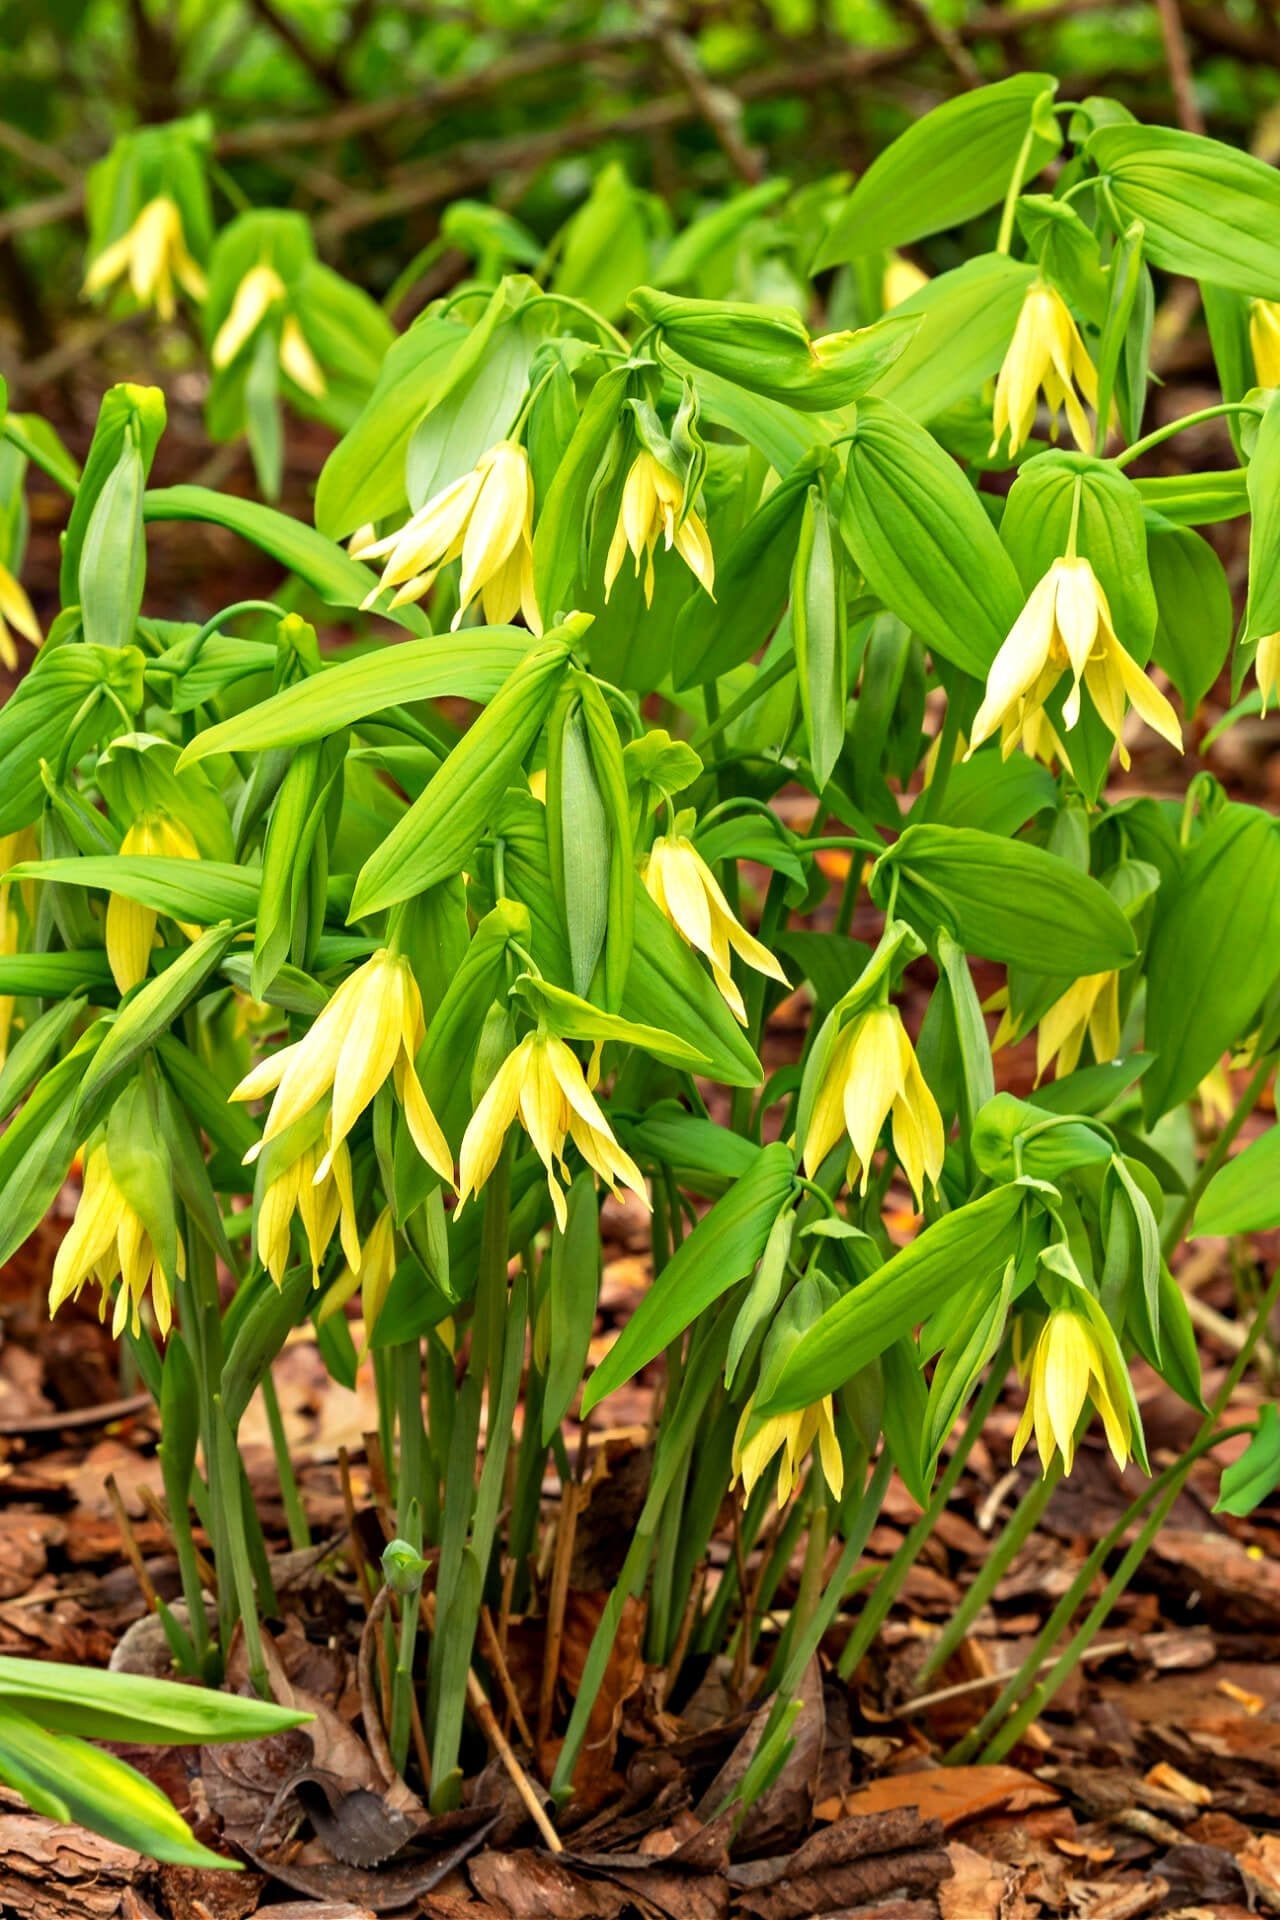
left=4, top=0, right=1280, bottom=375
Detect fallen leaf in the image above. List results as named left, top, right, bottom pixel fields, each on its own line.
left=818, top=1763, right=1059, bottom=1831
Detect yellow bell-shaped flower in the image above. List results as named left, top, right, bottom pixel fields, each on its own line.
left=1035, top=970, right=1121, bottom=1082
left=604, top=452, right=714, bottom=608
left=732, top=1392, right=844, bottom=1504
left=801, top=1002, right=944, bottom=1209
left=969, top=556, right=1182, bottom=772
left=211, top=264, right=326, bottom=399
left=105, top=811, right=201, bottom=995
left=231, top=948, right=452, bottom=1184
left=355, top=442, right=541, bottom=631
left=1251, top=299, right=1280, bottom=388
left=458, top=1030, right=648, bottom=1230
left=1253, top=630, right=1280, bottom=714
left=640, top=832, right=787, bottom=1024
left=882, top=254, right=928, bottom=310
left=991, top=281, right=1098, bottom=458
left=50, top=1144, right=184, bottom=1338
left=1012, top=1303, right=1134, bottom=1477
left=0, top=561, right=41, bottom=672
left=83, top=196, right=206, bottom=322
left=257, top=1132, right=361, bottom=1287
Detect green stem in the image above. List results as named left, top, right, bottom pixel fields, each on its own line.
left=919, top=696, right=962, bottom=824
left=261, top=1370, right=310, bottom=1551
left=1113, top=403, right=1260, bottom=470
left=953, top=1269, right=1279, bottom=1764
left=692, top=652, right=794, bottom=750
left=916, top=1461, right=1062, bottom=1685
left=838, top=1343, right=1010, bottom=1682
left=1161, top=1054, right=1273, bottom=1254
left=996, top=123, right=1037, bottom=256
left=972, top=1420, right=1255, bottom=1763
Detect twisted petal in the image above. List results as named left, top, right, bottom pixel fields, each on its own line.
left=457, top=1034, right=531, bottom=1208
left=212, top=265, right=286, bottom=370
left=969, top=569, right=1060, bottom=752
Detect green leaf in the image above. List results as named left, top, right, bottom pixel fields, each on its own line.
left=580, top=1141, right=795, bottom=1412
left=623, top=887, right=762, bottom=1089
left=1244, top=392, right=1280, bottom=643
left=816, top=75, right=1061, bottom=265
left=533, top=362, right=632, bottom=618
left=759, top=1185, right=1027, bottom=1414
left=0, top=951, right=114, bottom=997
left=0, top=1026, right=106, bottom=1268
left=12, top=857, right=258, bottom=923
left=60, top=384, right=165, bottom=603
left=76, top=924, right=237, bottom=1118
left=178, top=628, right=533, bottom=765
left=143, top=486, right=426, bottom=633
left=79, top=439, right=146, bottom=649
left=0, top=643, right=143, bottom=836
left=793, top=483, right=847, bottom=791
left=349, top=628, right=579, bottom=918
left=913, top=750, right=1056, bottom=838
left=315, top=312, right=467, bottom=539
left=1089, top=123, right=1280, bottom=298
left=0, top=1656, right=308, bottom=1746
left=872, top=825, right=1138, bottom=975
left=1134, top=469, right=1248, bottom=526
left=1198, top=1123, right=1280, bottom=1234
left=0, top=1703, right=229, bottom=1868
left=1215, top=1405, right=1280, bottom=1515
left=542, top=1174, right=602, bottom=1441
left=839, top=397, right=1024, bottom=678
left=1143, top=804, right=1280, bottom=1120
left=1148, top=517, right=1233, bottom=711
left=671, top=459, right=817, bottom=688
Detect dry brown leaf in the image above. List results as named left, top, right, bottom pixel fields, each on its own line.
left=818, top=1763, right=1059, bottom=1831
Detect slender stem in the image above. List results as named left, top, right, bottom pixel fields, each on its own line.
left=261, top=1370, right=310, bottom=1551
left=919, top=696, right=962, bottom=824
left=1113, top=402, right=1260, bottom=470
left=916, top=1461, right=1062, bottom=1685
left=996, top=122, right=1036, bottom=255
left=952, top=1269, right=1279, bottom=1764
left=974, top=1420, right=1256, bottom=1763
left=692, top=651, right=793, bottom=750
left=1161, top=1054, right=1273, bottom=1254
left=838, top=1343, right=1010, bottom=1681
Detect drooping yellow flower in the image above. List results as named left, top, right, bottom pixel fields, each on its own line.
left=733, top=1393, right=844, bottom=1504
left=0, top=562, right=41, bottom=672
left=604, top=452, right=714, bottom=608
left=50, top=1144, right=184, bottom=1338
left=991, top=281, right=1099, bottom=458
left=82, top=196, right=206, bottom=322
left=640, top=832, right=787, bottom=1024
left=1197, top=1059, right=1234, bottom=1129
left=458, top=1030, right=648, bottom=1230
left=969, top=557, right=1183, bottom=772
left=317, top=1204, right=396, bottom=1343
left=1251, top=299, right=1280, bottom=388
left=1012, top=1304, right=1133, bottom=1476
left=355, top=442, right=541, bottom=631
left=231, top=948, right=452, bottom=1184
left=1254, top=631, right=1280, bottom=714
left=211, top=264, right=326, bottom=398
left=257, top=1133, right=360, bottom=1287
left=105, top=811, right=201, bottom=995
left=802, top=1003, right=945, bottom=1208
left=1035, top=970, right=1121, bottom=1082
left=882, top=254, right=928, bottom=310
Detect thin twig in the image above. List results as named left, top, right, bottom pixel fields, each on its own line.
left=1154, top=0, right=1206, bottom=132
left=466, top=1666, right=563, bottom=1852
left=479, top=1604, right=535, bottom=1749
left=900, top=1639, right=1134, bottom=1716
